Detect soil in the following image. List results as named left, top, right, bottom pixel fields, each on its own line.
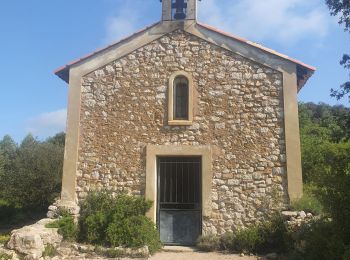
left=148, top=251, right=258, bottom=260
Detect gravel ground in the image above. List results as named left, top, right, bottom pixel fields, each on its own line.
left=148, top=251, right=258, bottom=260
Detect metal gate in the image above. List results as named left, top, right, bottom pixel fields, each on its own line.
left=157, top=156, right=202, bottom=245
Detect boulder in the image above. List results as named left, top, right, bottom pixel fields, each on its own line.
left=7, top=219, right=62, bottom=260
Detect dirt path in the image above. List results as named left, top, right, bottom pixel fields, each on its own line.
left=149, top=251, right=258, bottom=260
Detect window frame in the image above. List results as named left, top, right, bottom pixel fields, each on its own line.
left=168, top=71, right=193, bottom=126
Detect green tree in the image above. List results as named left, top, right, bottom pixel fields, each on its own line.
left=0, top=135, right=17, bottom=172
left=47, top=132, right=66, bottom=146
left=326, top=0, right=350, bottom=101
left=299, top=102, right=350, bottom=181
left=314, top=142, right=350, bottom=241
left=0, top=151, right=4, bottom=179
left=0, top=133, right=65, bottom=210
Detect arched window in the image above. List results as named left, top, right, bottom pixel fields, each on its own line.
left=173, top=76, right=189, bottom=120
left=168, top=71, right=193, bottom=125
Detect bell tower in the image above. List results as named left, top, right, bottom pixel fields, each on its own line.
left=161, top=0, right=199, bottom=21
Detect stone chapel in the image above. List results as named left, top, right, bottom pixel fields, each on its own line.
left=55, top=0, right=315, bottom=245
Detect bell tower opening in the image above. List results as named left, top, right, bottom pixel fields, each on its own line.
left=160, top=0, right=199, bottom=21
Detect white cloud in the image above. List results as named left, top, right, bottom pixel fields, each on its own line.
left=198, top=0, right=332, bottom=44
left=104, top=0, right=149, bottom=43
left=26, top=109, right=67, bottom=138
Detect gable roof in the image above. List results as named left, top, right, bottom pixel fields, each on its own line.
left=55, top=21, right=315, bottom=90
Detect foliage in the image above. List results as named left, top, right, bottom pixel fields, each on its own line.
left=78, top=191, right=161, bottom=254
left=326, top=0, right=350, bottom=101
left=197, top=215, right=291, bottom=254
left=46, top=214, right=78, bottom=241
left=291, top=184, right=323, bottom=215
left=295, top=219, right=346, bottom=260
left=107, top=215, right=161, bottom=254
left=0, top=133, right=65, bottom=226
left=42, top=244, right=57, bottom=257
left=312, top=142, right=350, bottom=247
left=299, top=102, right=350, bottom=259
left=299, top=102, right=350, bottom=182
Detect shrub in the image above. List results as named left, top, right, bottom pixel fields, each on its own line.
left=78, top=191, right=161, bottom=254
left=107, top=216, right=161, bottom=254
left=46, top=214, right=78, bottom=241
left=232, top=227, right=261, bottom=253
left=197, top=234, right=220, bottom=252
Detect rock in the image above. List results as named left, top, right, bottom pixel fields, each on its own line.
left=281, top=211, right=298, bottom=219
left=298, top=211, right=307, bottom=219
left=46, top=211, right=57, bottom=219
left=0, top=245, right=19, bottom=260
left=264, top=252, right=279, bottom=260
left=7, top=219, right=62, bottom=260
left=306, top=213, right=313, bottom=218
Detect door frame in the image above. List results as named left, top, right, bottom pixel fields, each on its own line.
left=145, top=145, right=212, bottom=224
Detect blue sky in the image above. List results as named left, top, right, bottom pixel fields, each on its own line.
left=0, top=0, right=349, bottom=142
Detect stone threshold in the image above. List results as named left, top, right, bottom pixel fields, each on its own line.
left=162, top=246, right=197, bottom=253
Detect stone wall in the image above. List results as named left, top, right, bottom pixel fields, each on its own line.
left=77, top=30, right=287, bottom=234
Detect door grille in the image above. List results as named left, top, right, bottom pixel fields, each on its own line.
left=157, top=156, right=202, bottom=245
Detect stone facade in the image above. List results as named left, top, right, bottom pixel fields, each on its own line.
left=76, top=30, right=288, bottom=235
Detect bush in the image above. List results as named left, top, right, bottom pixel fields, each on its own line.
left=78, top=191, right=161, bottom=254
left=107, top=216, right=161, bottom=254
left=46, top=214, right=78, bottom=241
left=233, top=227, right=261, bottom=253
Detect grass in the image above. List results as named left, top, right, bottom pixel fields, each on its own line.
left=0, top=252, right=12, bottom=260
left=42, top=244, right=57, bottom=257
left=45, top=214, right=78, bottom=241
left=291, top=184, right=323, bottom=215
left=0, top=234, right=10, bottom=245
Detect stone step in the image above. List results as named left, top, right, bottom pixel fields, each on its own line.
left=162, top=246, right=197, bottom=253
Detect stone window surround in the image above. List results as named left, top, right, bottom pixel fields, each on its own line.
left=145, top=145, right=212, bottom=223
left=168, top=71, right=194, bottom=126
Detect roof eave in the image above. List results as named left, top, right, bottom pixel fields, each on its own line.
left=196, top=22, right=316, bottom=90
left=54, top=21, right=316, bottom=90
left=54, top=22, right=161, bottom=84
